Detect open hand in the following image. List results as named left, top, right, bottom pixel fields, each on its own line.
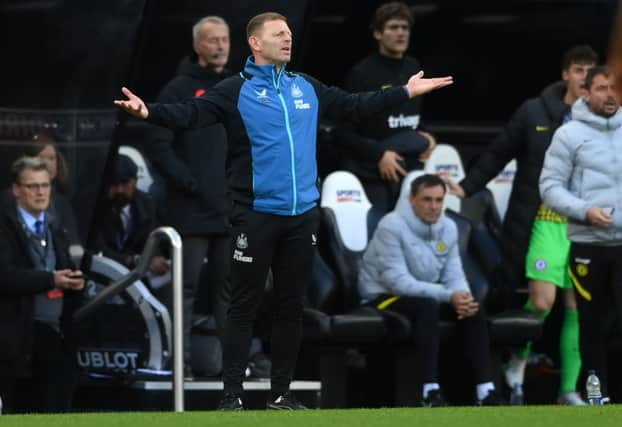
left=405, top=71, right=453, bottom=98
left=114, top=87, right=149, bottom=119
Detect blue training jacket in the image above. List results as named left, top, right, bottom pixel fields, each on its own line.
left=147, top=56, right=409, bottom=216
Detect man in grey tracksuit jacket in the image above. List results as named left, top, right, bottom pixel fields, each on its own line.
left=359, top=174, right=500, bottom=406
left=540, top=66, right=622, bottom=400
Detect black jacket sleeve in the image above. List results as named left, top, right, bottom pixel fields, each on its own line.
left=146, top=83, right=199, bottom=194
left=460, top=101, right=528, bottom=196
left=146, top=125, right=198, bottom=194
left=303, top=73, right=410, bottom=124
left=334, top=123, right=387, bottom=163
left=332, top=68, right=387, bottom=162
left=146, top=84, right=228, bottom=130
left=0, top=227, right=55, bottom=296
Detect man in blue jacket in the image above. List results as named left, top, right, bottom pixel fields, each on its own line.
left=115, top=11, right=452, bottom=410
left=359, top=174, right=500, bottom=406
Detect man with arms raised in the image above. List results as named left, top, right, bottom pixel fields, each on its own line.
left=115, top=11, right=452, bottom=410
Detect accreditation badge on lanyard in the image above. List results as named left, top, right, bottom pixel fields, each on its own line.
left=37, top=229, right=63, bottom=300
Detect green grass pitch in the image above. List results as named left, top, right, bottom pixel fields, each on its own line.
left=1, top=406, right=621, bottom=427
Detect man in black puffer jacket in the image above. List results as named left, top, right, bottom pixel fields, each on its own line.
left=447, top=46, right=598, bottom=301
left=335, top=2, right=436, bottom=213
left=146, top=16, right=231, bottom=378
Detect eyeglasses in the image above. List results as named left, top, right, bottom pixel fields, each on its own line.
left=19, top=182, right=51, bottom=191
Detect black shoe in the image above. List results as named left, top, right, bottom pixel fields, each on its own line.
left=218, top=393, right=243, bottom=411
left=477, top=389, right=505, bottom=406
left=422, top=389, right=449, bottom=407
left=267, top=392, right=307, bottom=410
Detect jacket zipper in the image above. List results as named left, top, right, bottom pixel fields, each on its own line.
left=272, top=67, right=297, bottom=215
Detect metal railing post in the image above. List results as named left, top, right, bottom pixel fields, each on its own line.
left=162, top=227, right=184, bottom=413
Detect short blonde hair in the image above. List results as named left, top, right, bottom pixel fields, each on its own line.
left=246, top=12, right=287, bottom=39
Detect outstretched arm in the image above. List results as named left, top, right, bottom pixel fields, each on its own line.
left=114, top=86, right=226, bottom=130
left=309, top=70, right=452, bottom=123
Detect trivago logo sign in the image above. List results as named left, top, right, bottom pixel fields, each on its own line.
left=77, top=349, right=140, bottom=372
left=336, top=189, right=362, bottom=203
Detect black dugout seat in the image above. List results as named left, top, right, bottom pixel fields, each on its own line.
left=301, top=171, right=392, bottom=407
left=314, top=171, right=418, bottom=406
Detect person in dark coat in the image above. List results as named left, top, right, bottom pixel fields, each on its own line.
left=145, top=15, right=232, bottom=378
left=0, top=156, right=85, bottom=413
left=90, top=153, right=169, bottom=277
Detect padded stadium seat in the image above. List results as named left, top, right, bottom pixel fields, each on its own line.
left=119, top=145, right=154, bottom=193
left=320, top=171, right=384, bottom=310
left=302, top=250, right=389, bottom=408
left=423, top=143, right=465, bottom=213
left=304, top=253, right=386, bottom=343
left=320, top=171, right=409, bottom=339
left=485, top=159, right=516, bottom=221
left=300, top=171, right=404, bottom=407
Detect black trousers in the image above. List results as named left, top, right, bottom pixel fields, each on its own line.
left=370, top=294, right=493, bottom=386
left=222, top=204, right=319, bottom=396
left=570, top=242, right=622, bottom=396
left=0, top=321, right=78, bottom=413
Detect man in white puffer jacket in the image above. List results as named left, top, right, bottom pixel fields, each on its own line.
left=359, top=174, right=501, bottom=406
left=540, top=65, right=622, bottom=403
